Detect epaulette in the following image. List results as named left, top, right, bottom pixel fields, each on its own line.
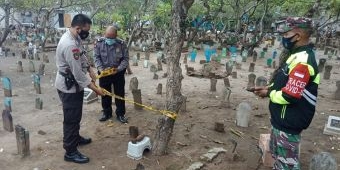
left=116, top=38, right=124, bottom=44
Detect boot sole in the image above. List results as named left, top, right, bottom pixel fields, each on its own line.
left=64, top=157, right=90, bottom=164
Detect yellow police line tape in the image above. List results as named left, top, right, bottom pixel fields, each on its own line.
left=99, top=88, right=177, bottom=120
left=96, top=68, right=117, bottom=79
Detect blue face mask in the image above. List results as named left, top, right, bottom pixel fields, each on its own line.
left=282, top=34, right=297, bottom=50
left=105, top=38, right=116, bottom=46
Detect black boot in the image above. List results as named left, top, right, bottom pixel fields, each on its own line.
left=99, top=112, right=112, bottom=122
left=117, top=115, right=128, bottom=124
left=64, top=150, right=89, bottom=164
left=79, top=136, right=92, bottom=146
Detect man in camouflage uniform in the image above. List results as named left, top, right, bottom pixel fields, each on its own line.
left=94, top=26, right=129, bottom=123
left=55, top=14, right=104, bottom=164
left=254, top=17, right=319, bottom=170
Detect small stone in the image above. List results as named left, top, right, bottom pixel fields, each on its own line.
left=200, top=147, right=227, bottom=162
left=186, top=162, right=204, bottom=170
left=38, top=130, right=46, bottom=135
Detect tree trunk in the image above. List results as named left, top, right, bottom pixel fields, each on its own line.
left=0, top=4, right=11, bottom=47
left=153, top=0, right=194, bottom=156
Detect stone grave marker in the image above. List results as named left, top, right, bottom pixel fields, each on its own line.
left=129, top=77, right=138, bottom=91
left=183, top=53, right=188, bottom=64
left=2, top=77, right=12, bottom=97
left=323, top=116, right=340, bottom=136
left=2, top=110, right=14, bottom=132
left=226, top=61, right=233, bottom=75
left=236, top=63, right=242, bottom=70
left=215, top=122, right=225, bottom=133
left=157, top=83, right=162, bottom=95
left=21, top=50, right=26, bottom=59
left=153, top=73, right=159, bottom=80
left=248, top=73, right=256, bottom=88
left=145, top=51, right=150, bottom=60
left=132, top=55, right=138, bottom=66
left=17, top=61, right=23, bottom=72
left=236, top=102, right=251, bottom=127
left=249, top=63, right=255, bottom=72
left=4, top=97, right=12, bottom=112
left=137, top=53, right=141, bottom=60
left=12, top=52, right=15, bottom=57
left=0, top=70, right=1, bottom=76
left=324, top=65, right=332, bottom=80
left=35, top=98, right=43, bottom=110
left=256, top=76, right=268, bottom=87
left=83, top=88, right=98, bottom=104
left=267, top=58, right=272, bottom=68
left=38, top=63, right=45, bottom=75
left=335, top=81, right=340, bottom=100
left=220, top=87, right=231, bottom=108
left=223, top=77, right=230, bottom=88
left=272, top=60, right=276, bottom=69
left=232, top=71, right=237, bottom=79
left=309, top=152, right=337, bottom=170
left=157, top=58, right=163, bottom=71
left=132, top=89, right=143, bottom=110
left=34, top=53, right=40, bottom=60
left=180, top=96, right=187, bottom=113
left=200, top=60, right=206, bottom=64
left=150, top=64, right=157, bottom=72
left=33, top=74, right=41, bottom=94
left=28, top=60, right=35, bottom=73
left=318, top=58, right=327, bottom=73
left=210, top=78, right=217, bottom=92
left=143, top=60, right=149, bottom=68
left=15, top=125, right=30, bottom=157
left=43, top=54, right=49, bottom=63
left=252, top=51, right=258, bottom=62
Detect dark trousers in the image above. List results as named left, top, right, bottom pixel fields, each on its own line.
left=99, top=70, right=126, bottom=117
left=57, top=90, right=84, bottom=154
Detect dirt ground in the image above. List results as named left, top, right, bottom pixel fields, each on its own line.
left=0, top=41, right=339, bottom=170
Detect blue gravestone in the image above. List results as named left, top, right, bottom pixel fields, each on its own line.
left=4, top=97, right=12, bottom=112
left=2, top=77, right=12, bottom=97
left=33, top=74, right=41, bottom=94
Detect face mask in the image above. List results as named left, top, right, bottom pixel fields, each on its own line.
left=282, top=34, right=297, bottom=50
left=105, top=38, right=116, bottom=46
left=79, top=30, right=89, bottom=40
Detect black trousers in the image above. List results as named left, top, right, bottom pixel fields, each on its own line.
left=57, top=90, right=84, bottom=154
left=99, top=70, right=126, bottom=117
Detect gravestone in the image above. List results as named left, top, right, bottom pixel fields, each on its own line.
left=28, top=60, right=35, bottom=73
left=335, top=81, right=340, bottom=100
left=162, top=73, right=168, bottom=78
left=272, top=60, right=276, bottom=69
left=38, top=63, right=45, bottom=75
left=253, top=51, right=258, bottom=62
left=323, top=116, right=340, bottom=136
left=42, top=54, right=49, bottom=63
left=157, top=83, right=162, bottom=95
left=145, top=51, right=150, bottom=60
left=318, top=58, right=327, bottom=73
left=137, top=53, right=141, bottom=60
left=21, top=51, right=26, bottom=59
left=183, top=53, right=188, bottom=64
left=249, top=63, right=255, bottom=72
left=180, top=96, right=187, bottom=113
left=132, top=89, right=143, bottom=110
left=226, top=62, right=233, bottom=75
left=232, top=72, right=237, bottom=79
left=132, top=55, right=138, bottom=66
left=34, top=53, right=40, bottom=60
left=236, top=102, right=251, bottom=127
left=143, top=60, right=149, bottom=68
left=223, top=77, right=230, bottom=88
left=129, top=77, right=138, bottom=91
left=248, top=73, right=257, bottom=88
left=267, top=58, right=272, bottom=68
left=324, top=65, right=333, bottom=80
left=35, top=98, right=43, bottom=110
left=17, top=61, right=23, bottom=72
left=200, top=60, right=206, bottom=64
left=150, top=64, right=157, bottom=72
left=33, top=74, right=41, bottom=94
left=153, top=73, right=159, bottom=80
left=15, top=125, right=30, bottom=157
left=157, top=58, right=163, bottom=71
left=215, top=122, right=225, bottom=133
left=12, top=52, right=15, bottom=57
left=236, top=63, right=242, bottom=70
left=2, top=77, right=12, bottom=97
left=221, top=87, right=231, bottom=108
left=210, top=78, right=217, bottom=92
left=2, top=110, right=14, bottom=132
left=309, top=152, right=337, bottom=170
left=256, top=76, right=268, bottom=87
left=4, top=97, right=12, bottom=112
left=0, top=70, right=1, bottom=76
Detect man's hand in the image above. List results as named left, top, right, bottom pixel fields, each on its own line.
left=95, top=88, right=105, bottom=96
left=88, top=67, right=97, bottom=82
left=111, top=67, right=118, bottom=75
left=254, top=86, right=269, bottom=98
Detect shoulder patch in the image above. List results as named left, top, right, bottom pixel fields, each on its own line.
left=72, top=48, right=81, bottom=60
left=97, top=37, right=105, bottom=42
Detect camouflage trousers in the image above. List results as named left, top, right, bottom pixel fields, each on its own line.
left=270, top=127, right=301, bottom=170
